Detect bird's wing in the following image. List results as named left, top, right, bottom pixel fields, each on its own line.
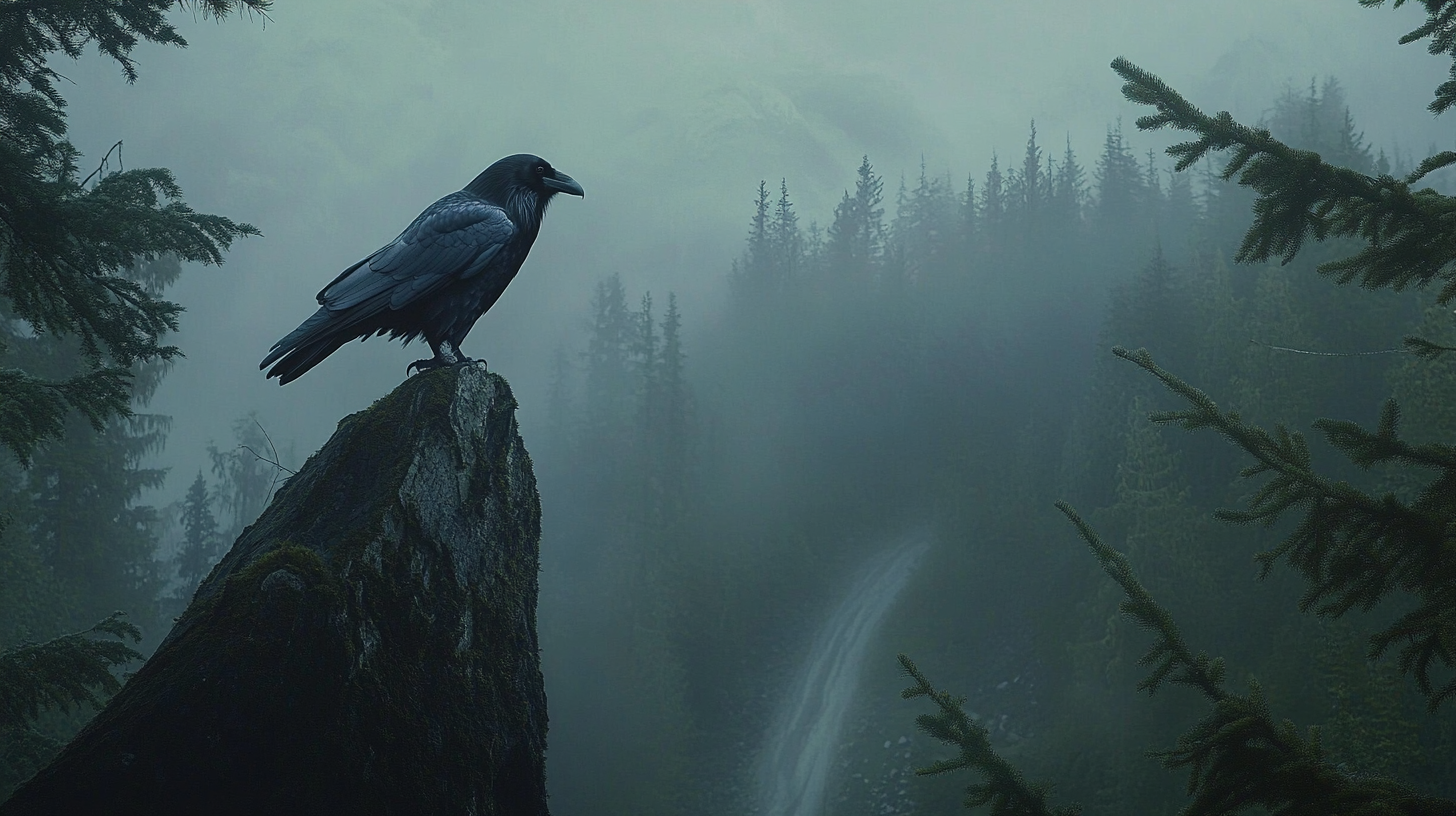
left=318, top=193, right=516, bottom=314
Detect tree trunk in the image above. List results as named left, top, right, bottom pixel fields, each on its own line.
left=2, top=365, right=548, bottom=815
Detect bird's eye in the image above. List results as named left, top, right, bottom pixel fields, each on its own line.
left=535, top=166, right=548, bottom=177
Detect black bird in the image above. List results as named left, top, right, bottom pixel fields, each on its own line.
left=261, top=154, right=583, bottom=384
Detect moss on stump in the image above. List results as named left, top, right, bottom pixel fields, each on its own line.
left=1, top=365, right=547, bottom=816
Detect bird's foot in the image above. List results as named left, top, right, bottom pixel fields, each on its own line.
left=406, top=357, right=449, bottom=376
left=406, top=356, right=487, bottom=376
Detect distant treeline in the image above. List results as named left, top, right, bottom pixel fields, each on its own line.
left=536, top=78, right=1455, bottom=815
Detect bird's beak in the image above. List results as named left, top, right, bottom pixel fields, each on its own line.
left=543, top=171, right=584, bottom=197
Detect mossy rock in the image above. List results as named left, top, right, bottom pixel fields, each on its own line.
left=1, top=365, right=547, bottom=816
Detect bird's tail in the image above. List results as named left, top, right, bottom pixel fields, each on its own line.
left=261, top=309, right=351, bottom=385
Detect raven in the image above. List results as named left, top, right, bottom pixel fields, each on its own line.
left=261, top=154, right=583, bottom=384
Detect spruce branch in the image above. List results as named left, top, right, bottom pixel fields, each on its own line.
left=1403, top=334, right=1456, bottom=359
left=1112, top=56, right=1456, bottom=302
left=0, top=365, right=133, bottom=464
left=898, top=653, right=1079, bottom=816
left=1057, top=502, right=1451, bottom=816
left=1056, top=502, right=1226, bottom=699
left=1359, top=1, right=1456, bottom=114
left=0, top=1, right=266, bottom=460
left=1115, top=346, right=1456, bottom=709
left=0, top=612, right=141, bottom=730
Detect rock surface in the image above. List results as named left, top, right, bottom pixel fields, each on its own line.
left=1, top=365, right=547, bottom=815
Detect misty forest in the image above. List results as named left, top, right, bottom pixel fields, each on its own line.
left=5, top=1, right=1456, bottom=814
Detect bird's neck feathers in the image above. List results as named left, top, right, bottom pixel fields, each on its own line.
left=464, top=169, right=546, bottom=235
left=505, top=185, right=548, bottom=235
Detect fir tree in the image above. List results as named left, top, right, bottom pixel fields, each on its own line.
left=1011, top=120, right=1044, bottom=225
left=893, top=159, right=958, bottom=285
left=826, top=155, right=886, bottom=279
left=978, top=153, right=1005, bottom=256
left=1051, top=136, right=1086, bottom=231
left=960, top=172, right=978, bottom=258
left=744, top=181, right=772, bottom=283
left=175, top=471, right=219, bottom=589
left=1111, top=44, right=1456, bottom=300
left=633, top=292, right=661, bottom=461
left=771, top=179, right=802, bottom=286
left=1, top=5, right=267, bottom=780
left=0, top=0, right=265, bottom=464
left=904, top=4, right=1456, bottom=813
left=1093, top=123, right=1142, bottom=231
left=2, top=254, right=177, bottom=631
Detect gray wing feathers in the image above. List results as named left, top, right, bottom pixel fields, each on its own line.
left=259, top=307, right=334, bottom=369
left=320, top=196, right=515, bottom=314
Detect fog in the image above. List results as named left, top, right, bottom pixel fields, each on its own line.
left=27, top=0, right=1456, bottom=813
left=49, top=0, right=1444, bottom=488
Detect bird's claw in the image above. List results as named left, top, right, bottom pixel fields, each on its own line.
left=406, top=357, right=446, bottom=376
left=406, top=357, right=487, bottom=376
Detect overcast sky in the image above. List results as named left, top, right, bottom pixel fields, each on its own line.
left=57, top=0, right=1455, bottom=502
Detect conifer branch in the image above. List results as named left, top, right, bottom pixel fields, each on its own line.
left=1056, top=502, right=1226, bottom=699
left=0, top=1, right=266, bottom=460
left=0, top=365, right=133, bottom=465
left=1056, top=502, right=1451, bottom=816
left=0, top=612, right=142, bottom=791
left=1112, top=55, right=1456, bottom=302
left=1403, top=334, right=1456, bottom=359
left=0, top=612, right=141, bottom=730
left=1114, top=345, right=1456, bottom=710
left=1359, top=1, right=1456, bottom=114
left=898, top=653, right=1079, bottom=816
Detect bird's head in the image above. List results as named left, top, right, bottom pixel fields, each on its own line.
left=466, top=154, right=584, bottom=215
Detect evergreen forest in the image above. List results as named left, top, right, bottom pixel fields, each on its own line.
left=4, top=1, right=1456, bottom=814
left=537, top=75, right=1456, bottom=816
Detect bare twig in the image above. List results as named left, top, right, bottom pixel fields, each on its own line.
left=238, top=418, right=294, bottom=508
left=1250, top=338, right=1410, bottom=357
left=79, top=140, right=123, bottom=189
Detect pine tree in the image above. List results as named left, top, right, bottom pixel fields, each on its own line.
left=904, top=5, right=1456, bottom=813
left=960, top=172, right=978, bottom=258
left=978, top=153, right=1005, bottom=257
left=1012, top=121, right=1044, bottom=225
left=553, top=279, right=697, bottom=815
left=633, top=292, right=661, bottom=476
left=0, top=0, right=265, bottom=464
left=1093, top=123, right=1142, bottom=231
left=826, top=155, right=886, bottom=280
left=744, top=181, right=773, bottom=284
left=771, top=179, right=802, bottom=286
left=1163, top=167, right=1197, bottom=252
left=1050, top=136, right=1086, bottom=231
left=1, top=256, right=177, bottom=632
left=1, top=5, right=266, bottom=783
left=175, top=471, right=219, bottom=589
